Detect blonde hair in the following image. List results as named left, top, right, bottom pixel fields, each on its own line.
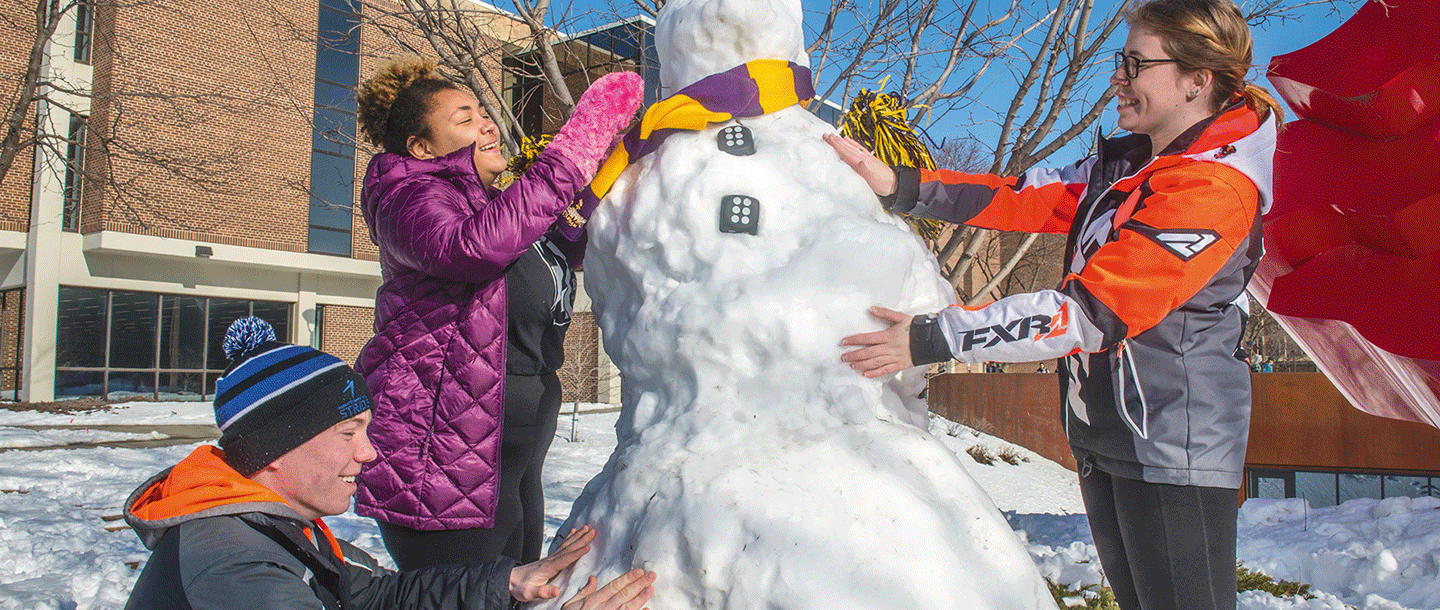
left=355, top=55, right=461, bottom=154
left=1128, top=0, right=1285, bottom=126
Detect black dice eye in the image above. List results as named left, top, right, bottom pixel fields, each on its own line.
left=719, top=195, right=759, bottom=235
left=717, top=125, right=755, bottom=156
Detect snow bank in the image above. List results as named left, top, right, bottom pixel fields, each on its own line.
left=0, top=402, right=214, bottom=426
left=1, top=405, right=1437, bottom=609
left=1239, top=496, right=1440, bottom=609
left=0, top=428, right=169, bottom=449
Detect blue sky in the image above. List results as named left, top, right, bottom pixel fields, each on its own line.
left=558, top=0, right=1362, bottom=166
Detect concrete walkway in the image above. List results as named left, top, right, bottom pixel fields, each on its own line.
left=1, top=404, right=620, bottom=452
left=0, top=423, right=219, bottom=452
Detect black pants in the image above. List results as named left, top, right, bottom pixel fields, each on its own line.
left=1078, top=468, right=1238, bottom=610
left=379, top=373, right=562, bottom=570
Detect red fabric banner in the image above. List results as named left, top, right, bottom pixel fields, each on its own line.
left=1260, top=0, right=1440, bottom=427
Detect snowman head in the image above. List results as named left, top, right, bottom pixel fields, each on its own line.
left=655, top=0, right=808, bottom=96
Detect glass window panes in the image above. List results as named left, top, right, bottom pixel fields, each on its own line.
left=108, top=371, right=156, bottom=400
left=159, top=371, right=205, bottom=400
left=316, top=46, right=359, bottom=86
left=1296, top=471, right=1337, bottom=508
left=310, top=197, right=353, bottom=231
left=250, top=302, right=291, bottom=341
left=55, top=290, right=293, bottom=399
left=311, top=1, right=358, bottom=256
left=308, top=226, right=352, bottom=256
left=73, top=0, right=92, bottom=63
left=206, top=372, right=222, bottom=400
left=108, top=292, right=159, bottom=369
left=1255, top=476, right=1287, bottom=499
left=309, top=151, right=355, bottom=210
left=55, top=370, right=103, bottom=399
left=63, top=113, right=86, bottom=232
left=1338, top=473, right=1382, bottom=504
left=1383, top=476, right=1432, bottom=498
left=1251, top=468, right=1440, bottom=506
left=312, top=110, right=356, bottom=157
left=160, top=296, right=206, bottom=369
left=207, top=299, right=253, bottom=367
left=320, top=0, right=362, bottom=12
left=317, top=7, right=360, bottom=54
left=315, top=79, right=356, bottom=114
left=56, top=286, right=107, bottom=367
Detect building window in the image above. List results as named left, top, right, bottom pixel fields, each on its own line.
left=307, top=0, right=361, bottom=256
left=73, top=0, right=93, bottom=64
left=54, top=287, right=291, bottom=400
left=313, top=304, right=325, bottom=350
left=808, top=99, right=844, bottom=127
left=1248, top=467, right=1440, bottom=508
left=510, top=19, right=660, bottom=138
left=0, top=289, right=23, bottom=401
left=62, top=113, right=86, bottom=232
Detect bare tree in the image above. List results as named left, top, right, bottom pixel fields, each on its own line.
left=1, top=0, right=263, bottom=232
left=555, top=310, right=620, bottom=441
left=808, top=0, right=1357, bottom=305
left=1242, top=299, right=1312, bottom=372
left=354, top=0, right=635, bottom=155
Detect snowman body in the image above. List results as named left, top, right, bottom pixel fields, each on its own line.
left=533, top=1, right=1058, bottom=608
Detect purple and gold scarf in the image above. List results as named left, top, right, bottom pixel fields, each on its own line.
left=557, top=59, right=814, bottom=239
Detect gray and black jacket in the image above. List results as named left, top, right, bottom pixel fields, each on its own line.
left=123, top=445, right=514, bottom=610
left=892, top=101, right=1275, bottom=489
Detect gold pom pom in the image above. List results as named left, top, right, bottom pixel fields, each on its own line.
left=496, top=133, right=554, bottom=188
left=840, top=90, right=944, bottom=240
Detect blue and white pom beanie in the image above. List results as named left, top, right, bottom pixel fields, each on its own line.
left=213, top=317, right=372, bottom=476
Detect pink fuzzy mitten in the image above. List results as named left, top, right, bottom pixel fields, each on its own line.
left=549, top=71, right=645, bottom=179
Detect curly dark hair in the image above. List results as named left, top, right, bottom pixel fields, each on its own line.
left=355, top=56, right=463, bottom=155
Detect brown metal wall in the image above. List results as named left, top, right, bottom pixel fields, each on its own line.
left=928, top=372, right=1076, bottom=471
left=1246, top=372, right=1440, bottom=473
left=927, top=371, right=1440, bottom=478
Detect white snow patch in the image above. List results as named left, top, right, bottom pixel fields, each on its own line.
left=0, top=427, right=169, bottom=449
left=0, top=404, right=1437, bottom=609
left=0, top=401, right=215, bottom=426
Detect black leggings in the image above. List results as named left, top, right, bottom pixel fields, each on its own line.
left=379, top=373, right=562, bottom=570
left=1078, top=468, right=1238, bottom=610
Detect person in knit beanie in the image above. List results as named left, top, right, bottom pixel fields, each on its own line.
left=122, top=317, right=656, bottom=610
left=212, top=316, right=375, bottom=476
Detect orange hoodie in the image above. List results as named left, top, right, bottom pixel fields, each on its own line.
left=124, top=445, right=344, bottom=560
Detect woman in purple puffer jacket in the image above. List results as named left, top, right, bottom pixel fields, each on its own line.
left=351, top=56, right=642, bottom=570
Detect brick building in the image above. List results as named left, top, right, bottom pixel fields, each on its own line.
left=0, top=0, right=622, bottom=404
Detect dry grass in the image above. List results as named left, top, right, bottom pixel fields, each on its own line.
left=997, top=447, right=1030, bottom=465
left=966, top=445, right=995, bottom=465
left=0, top=397, right=145, bottom=414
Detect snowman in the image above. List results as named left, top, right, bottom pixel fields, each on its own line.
left=535, top=0, right=1058, bottom=608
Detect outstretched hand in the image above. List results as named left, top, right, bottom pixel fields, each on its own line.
left=562, top=569, right=656, bottom=610
left=840, top=306, right=915, bottom=378
left=509, top=525, right=597, bottom=602
left=823, top=134, right=898, bottom=197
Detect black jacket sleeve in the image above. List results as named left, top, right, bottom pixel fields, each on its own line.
left=339, top=540, right=516, bottom=610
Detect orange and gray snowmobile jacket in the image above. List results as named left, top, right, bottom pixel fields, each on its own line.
left=891, top=101, right=1275, bottom=489
left=123, top=445, right=514, bottom=610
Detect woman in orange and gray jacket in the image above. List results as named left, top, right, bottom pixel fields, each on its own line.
left=827, top=1, right=1280, bottom=608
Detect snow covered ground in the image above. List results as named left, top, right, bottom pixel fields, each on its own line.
left=0, top=401, right=1436, bottom=610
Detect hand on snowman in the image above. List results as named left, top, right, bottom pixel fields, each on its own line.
left=508, top=525, right=657, bottom=610
left=561, top=569, right=657, bottom=610
left=840, top=306, right=915, bottom=378
left=823, top=134, right=897, bottom=197
left=550, top=71, right=646, bottom=180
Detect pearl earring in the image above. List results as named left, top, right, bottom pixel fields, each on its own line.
left=1186, top=90, right=1200, bottom=102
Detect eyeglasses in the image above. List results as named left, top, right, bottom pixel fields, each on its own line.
left=1113, top=51, right=1181, bottom=79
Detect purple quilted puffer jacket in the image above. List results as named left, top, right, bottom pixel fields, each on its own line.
left=354, top=144, right=587, bottom=530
